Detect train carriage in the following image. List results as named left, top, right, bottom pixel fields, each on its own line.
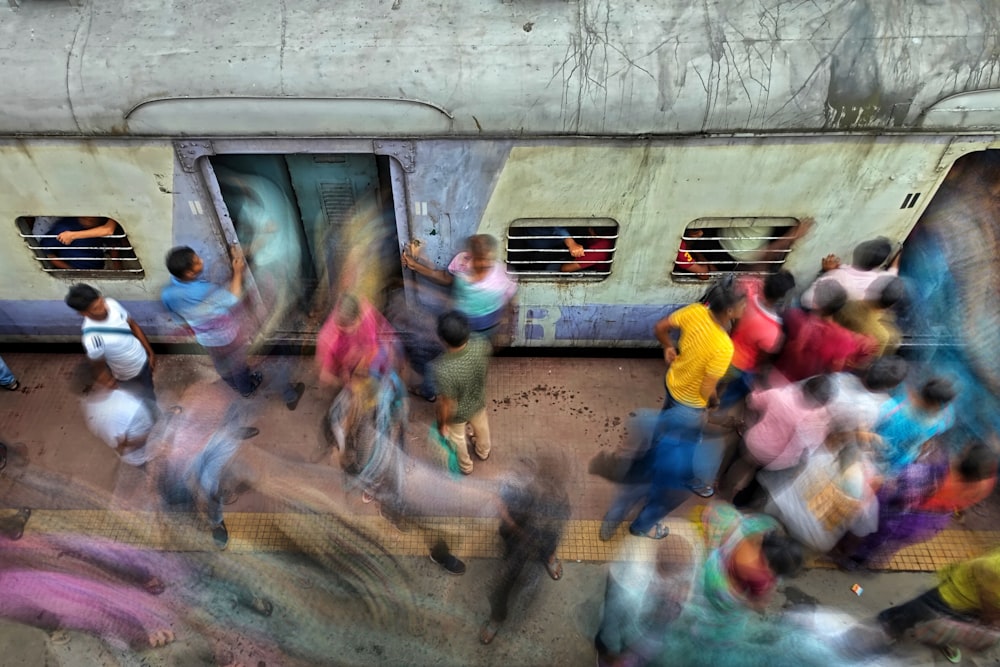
left=1, top=0, right=1000, bottom=358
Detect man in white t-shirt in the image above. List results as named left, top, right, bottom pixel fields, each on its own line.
left=800, top=236, right=901, bottom=310
left=65, top=283, right=156, bottom=406
left=81, top=384, right=159, bottom=467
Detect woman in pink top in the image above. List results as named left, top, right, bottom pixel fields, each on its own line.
left=719, top=375, right=834, bottom=500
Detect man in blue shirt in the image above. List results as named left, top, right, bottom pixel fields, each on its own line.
left=162, top=246, right=304, bottom=409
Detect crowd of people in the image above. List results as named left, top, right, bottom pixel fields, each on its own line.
left=1, top=228, right=999, bottom=665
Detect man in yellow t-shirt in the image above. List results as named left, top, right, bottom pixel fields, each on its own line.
left=876, top=549, right=1000, bottom=662
left=621, top=283, right=746, bottom=540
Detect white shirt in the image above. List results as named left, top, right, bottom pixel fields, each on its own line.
left=800, top=265, right=898, bottom=309
left=825, top=372, right=890, bottom=433
left=82, top=388, right=157, bottom=466
left=82, top=298, right=148, bottom=381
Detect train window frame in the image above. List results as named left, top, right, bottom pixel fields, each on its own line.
left=671, top=216, right=801, bottom=282
left=505, top=218, right=618, bottom=281
left=15, top=216, right=145, bottom=279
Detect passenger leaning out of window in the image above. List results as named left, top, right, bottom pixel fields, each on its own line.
left=39, top=216, right=122, bottom=270
left=401, top=234, right=518, bottom=343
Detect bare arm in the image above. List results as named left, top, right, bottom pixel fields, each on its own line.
left=401, top=251, right=454, bottom=286
left=127, top=317, right=156, bottom=371
left=228, top=254, right=245, bottom=298
left=57, top=218, right=119, bottom=245
left=436, top=396, right=455, bottom=435
left=654, top=315, right=678, bottom=365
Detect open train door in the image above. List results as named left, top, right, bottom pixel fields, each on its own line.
left=207, top=153, right=402, bottom=343
left=898, top=150, right=1000, bottom=439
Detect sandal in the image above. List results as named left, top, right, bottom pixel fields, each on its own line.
left=2, top=380, right=19, bottom=391
left=545, top=556, right=563, bottom=581
left=630, top=523, right=669, bottom=540
left=479, top=619, right=501, bottom=645
left=939, top=645, right=961, bottom=664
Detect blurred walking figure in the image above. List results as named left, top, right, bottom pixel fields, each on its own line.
left=0, top=356, right=19, bottom=391
left=479, top=454, right=569, bottom=645
left=801, top=236, right=901, bottom=309
left=431, top=311, right=493, bottom=474
left=65, top=283, right=157, bottom=407
left=315, top=293, right=398, bottom=391
left=162, top=246, right=304, bottom=409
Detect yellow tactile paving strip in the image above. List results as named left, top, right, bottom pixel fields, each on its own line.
left=25, top=509, right=1000, bottom=572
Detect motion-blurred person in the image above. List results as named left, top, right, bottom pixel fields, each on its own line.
left=65, top=283, right=157, bottom=407
left=648, top=279, right=747, bottom=502
left=162, top=246, right=305, bottom=409
left=834, top=443, right=996, bottom=571
left=594, top=535, right=695, bottom=667
left=0, top=355, right=19, bottom=391
left=479, top=454, right=569, bottom=644
left=801, top=236, right=901, bottom=309
left=700, top=502, right=802, bottom=615
left=772, top=280, right=877, bottom=383
left=758, top=436, right=881, bottom=554
left=315, top=293, right=398, bottom=391
left=873, top=376, right=957, bottom=475
left=401, top=234, right=517, bottom=341
left=431, top=311, right=493, bottom=474
left=825, top=356, right=908, bottom=436
left=874, top=548, right=1000, bottom=664
left=833, top=275, right=905, bottom=356
left=719, top=271, right=796, bottom=408
left=383, top=289, right=443, bottom=403
left=719, top=375, right=835, bottom=504
left=80, top=379, right=160, bottom=468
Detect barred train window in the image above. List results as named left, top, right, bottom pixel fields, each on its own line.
left=15, top=216, right=145, bottom=279
left=505, top=218, right=618, bottom=280
left=672, top=217, right=800, bottom=282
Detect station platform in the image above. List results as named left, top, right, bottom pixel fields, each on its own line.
left=2, top=350, right=995, bottom=570
left=1, top=350, right=999, bottom=666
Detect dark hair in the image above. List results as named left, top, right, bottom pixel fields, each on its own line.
left=864, top=356, right=908, bottom=392
left=868, top=276, right=905, bottom=309
left=920, top=377, right=957, bottom=407
left=763, top=270, right=796, bottom=302
left=65, top=283, right=101, bottom=312
left=706, top=280, right=747, bottom=315
left=958, top=443, right=997, bottom=482
left=802, top=375, right=834, bottom=405
left=852, top=237, right=893, bottom=271
left=165, top=246, right=198, bottom=279
left=437, top=310, right=471, bottom=348
left=761, top=532, right=803, bottom=577
left=814, top=280, right=848, bottom=316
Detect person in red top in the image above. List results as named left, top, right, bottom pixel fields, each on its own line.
left=315, top=294, right=398, bottom=389
left=560, top=227, right=615, bottom=273
left=772, top=280, right=877, bottom=383
left=719, top=271, right=796, bottom=407
left=671, top=228, right=714, bottom=280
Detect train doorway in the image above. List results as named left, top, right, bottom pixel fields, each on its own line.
left=207, top=153, right=403, bottom=339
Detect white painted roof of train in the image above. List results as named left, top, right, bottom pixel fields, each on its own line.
left=3, top=0, right=1000, bottom=136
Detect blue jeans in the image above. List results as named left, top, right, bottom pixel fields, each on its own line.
left=0, top=356, right=15, bottom=387
left=630, top=392, right=706, bottom=534
left=206, top=338, right=254, bottom=395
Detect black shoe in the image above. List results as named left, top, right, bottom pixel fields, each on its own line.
left=429, top=552, right=466, bottom=575
left=285, top=382, right=305, bottom=411
left=212, top=521, right=229, bottom=549
left=235, top=427, right=259, bottom=440
left=241, top=372, right=263, bottom=398
left=1, top=380, right=18, bottom=391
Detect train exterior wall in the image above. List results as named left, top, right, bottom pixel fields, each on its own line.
left=3, top=2, right=1000, bottom=137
